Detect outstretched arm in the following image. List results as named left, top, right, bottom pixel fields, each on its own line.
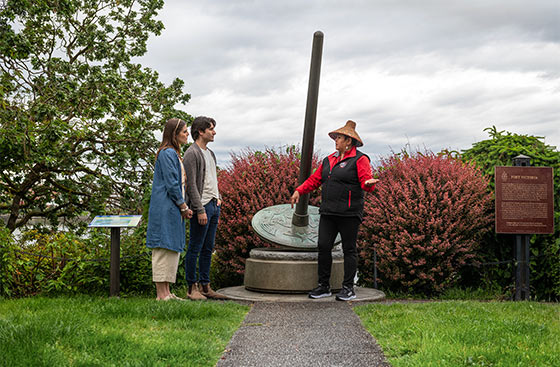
left=357, top=155, right=378, bottom=192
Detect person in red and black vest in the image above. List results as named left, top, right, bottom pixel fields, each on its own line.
left=290, top=120, right=378, bottom=301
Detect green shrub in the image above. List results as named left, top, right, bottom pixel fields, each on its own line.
left=209, top=255, right=233, bottom=290
left=0, top=226, right=153, bottom=298
left=0, top=225, right=16, bottom=297
left=461, top=127, right=560, bottom=300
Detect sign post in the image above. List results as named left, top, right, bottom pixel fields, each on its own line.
left=513, top=155, right=531, bottom=301
left=495, top=155, right=554, bottom=300
left=88, top=215, right=142, bottom=297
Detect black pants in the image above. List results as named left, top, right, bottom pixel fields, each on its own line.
left=317, top=214, right=361, bottom=288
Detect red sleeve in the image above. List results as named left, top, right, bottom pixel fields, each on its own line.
left=296, top=162, right=323, bottom=195
left=357, top=155, right=375, bottom=192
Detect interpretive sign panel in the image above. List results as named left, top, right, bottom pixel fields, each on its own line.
left=87, top=215, right=142, bottom=296
left=88, top=215, right=142, bottom=228
left=495, top=166, right=554, bottom=234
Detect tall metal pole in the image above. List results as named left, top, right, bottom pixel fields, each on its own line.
left=293, top=31, right=323, bottom=227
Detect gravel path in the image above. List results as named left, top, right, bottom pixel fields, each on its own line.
left=217, top=301, right=390, bottom=367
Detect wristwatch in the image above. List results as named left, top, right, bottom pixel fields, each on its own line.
left=180, top=207, right=188, bottom=212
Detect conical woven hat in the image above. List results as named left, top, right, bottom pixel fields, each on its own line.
left=328, top=120, right=363, bottom=147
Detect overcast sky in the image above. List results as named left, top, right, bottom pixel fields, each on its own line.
left=140, top=0, right=560, bottom=167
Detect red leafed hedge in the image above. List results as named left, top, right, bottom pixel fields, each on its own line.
left=214, top=147, right=321, bottom=286
left=358, top=152, right=493, bottom=294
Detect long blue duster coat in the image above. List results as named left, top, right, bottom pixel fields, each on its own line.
left=146, top=148, right=186, bottom=252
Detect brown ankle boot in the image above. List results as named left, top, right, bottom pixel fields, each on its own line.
left=187, top=283, right=207, bottom=300
left=199, top=283, right=229, bottom=300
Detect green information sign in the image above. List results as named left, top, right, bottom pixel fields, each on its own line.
left=88, top=215, right=142, bottom=228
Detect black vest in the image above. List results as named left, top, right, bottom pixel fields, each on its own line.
left=320, top=150, right=368, bottom=219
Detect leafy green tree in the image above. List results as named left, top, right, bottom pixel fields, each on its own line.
left=461, top=126, right=560, bottom=300
left=0, top=0, right=190, bottom=232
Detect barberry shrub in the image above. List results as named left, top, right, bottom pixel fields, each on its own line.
left=358, top=152, right=493, bottom=294
left=214, top=147, right=321, bottom=287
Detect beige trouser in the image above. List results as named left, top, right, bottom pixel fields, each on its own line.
left=152, top=248, right=181, bottom=283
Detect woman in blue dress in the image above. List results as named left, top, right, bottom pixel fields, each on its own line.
left=146, top=118, right=193, bottom=300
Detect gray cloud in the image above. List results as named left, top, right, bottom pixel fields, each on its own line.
left=139, top=0, right=560, bottom=166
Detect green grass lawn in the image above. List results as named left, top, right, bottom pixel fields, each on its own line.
left=354, top=301, right=560, bottom=367
left=0, top=295, right=249, bottom=367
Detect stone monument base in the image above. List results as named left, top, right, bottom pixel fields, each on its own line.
left=244, top=248, right=344, bottom=293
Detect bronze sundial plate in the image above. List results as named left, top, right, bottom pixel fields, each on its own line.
left=251, top=204, right=341, bottom=250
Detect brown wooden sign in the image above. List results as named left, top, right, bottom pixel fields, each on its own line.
left=495, top=166, right=554, bottom=234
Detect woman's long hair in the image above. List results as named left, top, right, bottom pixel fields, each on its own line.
left=156, top=118, right=186, bottom=160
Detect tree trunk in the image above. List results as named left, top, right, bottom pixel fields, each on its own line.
left=7, top=195, right=21, bottom=232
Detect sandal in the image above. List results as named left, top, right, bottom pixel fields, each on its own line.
left=169, top=293, right=186, bottom=301
left=157, top=294, right=173, bottom=301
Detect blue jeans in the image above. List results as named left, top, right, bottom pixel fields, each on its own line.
left=185, top=199, right=220, bottom=285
